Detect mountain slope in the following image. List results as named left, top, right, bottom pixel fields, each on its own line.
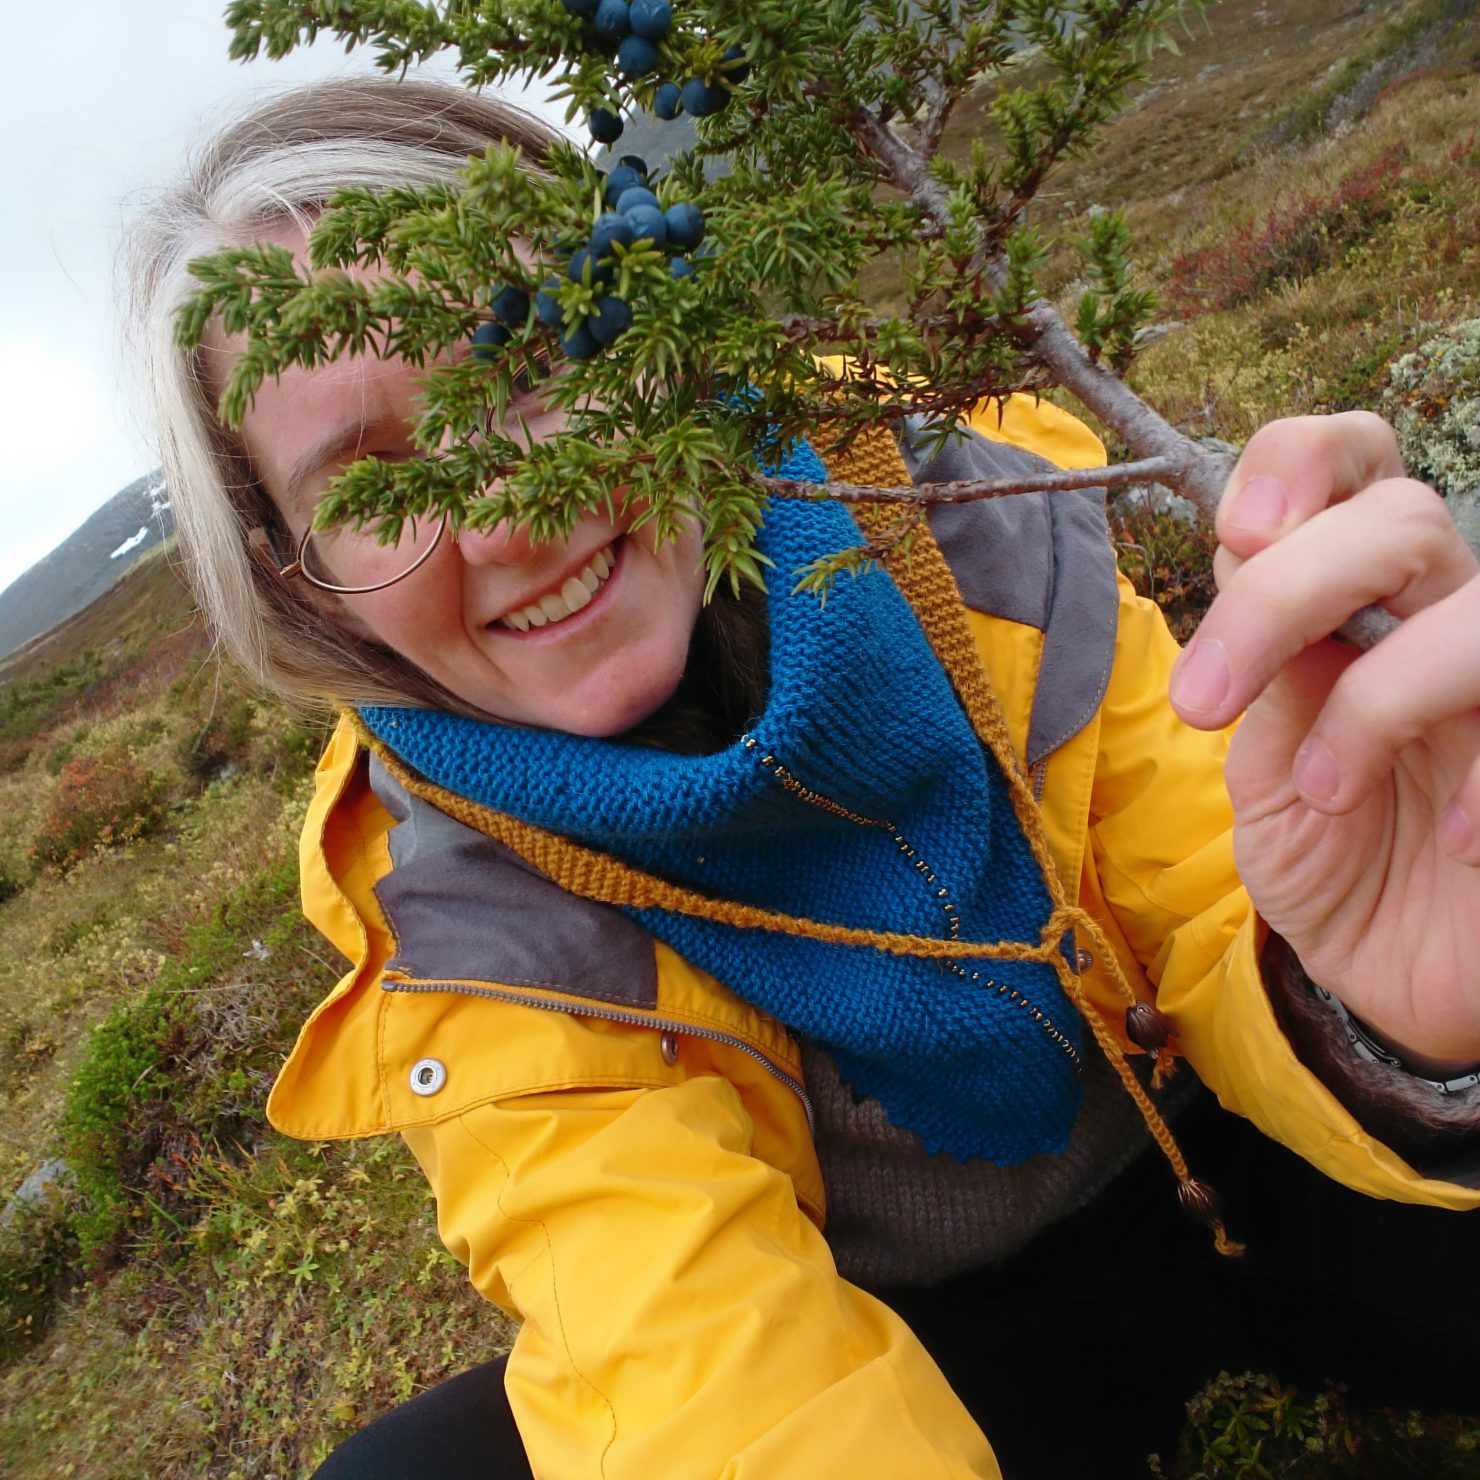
left=0, top=473, right=173, bottom=663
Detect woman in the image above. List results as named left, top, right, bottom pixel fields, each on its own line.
left=131, top=77, right=1480, bottom=1478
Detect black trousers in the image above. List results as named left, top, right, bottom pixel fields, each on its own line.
left=313, top=1090, right=1480, bottom=1479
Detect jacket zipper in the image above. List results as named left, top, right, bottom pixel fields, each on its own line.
left=382, top=977, right=815, bottom=1133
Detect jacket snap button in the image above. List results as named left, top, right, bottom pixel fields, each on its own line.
left=409, top=1058, right=447, bottom=1096
left=660, top=1032, right=680, bottom=1066
left=1075, top=948, right=1094, bottom=973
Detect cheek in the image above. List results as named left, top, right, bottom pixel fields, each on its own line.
left=665, top=524, right=708, bottom=610
left=335, top=583, right=456, bottom=656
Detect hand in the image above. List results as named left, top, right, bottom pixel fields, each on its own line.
left=1167, top=412, right=1480, bottom=1069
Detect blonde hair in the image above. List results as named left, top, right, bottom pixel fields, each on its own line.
left=127, top=76, right=561, bottom=712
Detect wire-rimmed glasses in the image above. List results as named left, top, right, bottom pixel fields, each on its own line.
left=249, top=347, right=560, bottom=595
left=249, top=511, right=449, bottom=595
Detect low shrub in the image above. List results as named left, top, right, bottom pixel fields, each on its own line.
left=1164, top=149, right=1408, bottom=317
left=1152, top=1369, right=1480, bottom=1478
left=28, top=747, right=169, bottom=875
left=1112, top=501, right=1220, bottom=643
left=176, top=694, right=258, bottom=785
left=59, top=856, right=323, bottom=1267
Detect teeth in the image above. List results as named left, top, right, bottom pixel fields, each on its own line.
left=499, top=545, right=615, bottom=632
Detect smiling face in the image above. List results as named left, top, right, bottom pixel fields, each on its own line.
left=213, top=227, right=707, bottom=736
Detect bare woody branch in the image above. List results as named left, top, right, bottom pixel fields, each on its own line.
left=758, top=456, right=1178, bottom=505
left=917, top=77, right=956, bottom=159
left=776, top=310, right=1001, bottom=341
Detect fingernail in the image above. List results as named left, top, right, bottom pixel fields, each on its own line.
left=1438, top=803, right=1475, bottom=858
left=1228, top=475, right=1288, bottom=532
left=1293, top=737, right=1340, bottom=805
left=1171, top=640, right=1231, bottom=713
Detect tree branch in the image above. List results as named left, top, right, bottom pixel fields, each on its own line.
left=847, top=102, right=1399, bottom=648
left=917, top=77, right=956, bottom=159
left=776, top=309, right=1001, bottom=341
left=758, top=456, right=1177, bottom=506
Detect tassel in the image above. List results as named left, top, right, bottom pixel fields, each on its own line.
left=1126, top=1001, right=1175, bottom=1052
left=1178, top=1177, right=1245, bottom=1258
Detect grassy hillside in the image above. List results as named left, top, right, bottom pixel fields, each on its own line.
left=2, top=3, right=1478, bottom=1474
left=0, top=554, right=509, bottom=1477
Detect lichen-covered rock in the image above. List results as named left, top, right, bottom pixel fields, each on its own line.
left=1382, top=319, right=1480, bottom=554
left=0, top=1159, right=71, bottom=1228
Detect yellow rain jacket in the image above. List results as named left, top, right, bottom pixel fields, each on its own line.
left=267, top=397, right=1479, bottom=1479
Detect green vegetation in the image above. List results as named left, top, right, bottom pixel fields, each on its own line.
left=1153, top=1370, right=1480, bottom=1479
left=3, top=1, right=1478, bottom=1473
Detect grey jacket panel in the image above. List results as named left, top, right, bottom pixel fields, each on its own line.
left=368, top=753, right=659, bottom=1008
left=902, top=417, right=1120, bottom=766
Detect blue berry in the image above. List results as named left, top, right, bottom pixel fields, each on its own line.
left=721, top=44, right=750, bottom=82
left=561, top=321, right=602, bottom=361
left=604, top=164, right=644, bottom=204
left=471, top=321, right=510, bottom=361
left=653, top=81, right=682, bottom=120
left=664, top=201, right=705, bottom=250
left=669, top=257, right=696, bottom=280
left=561, top=0, right=598, bottom=14
left=588, top=107, right=624, bottom=143
left=629, top=0, right=672, bottom=40
left=617, top=154, right=649, bottom=176
left=535, top=280, right=564, bottom=328
left=490, top=285, right=529, bottom=326
left=680, top=78, right=729, bottom=117
left=615, top=185, right=660, bottom=215
left=592, top=0, right=630, bottom=41
left=589, top=296, right=633, bottom=345
left=616, top=35, right=660, bottom=77
left=622, top=203, right=669, bottom=247
left=568, top=247, right=616, bottom=285
left=590, top=212, right=635, bottom=260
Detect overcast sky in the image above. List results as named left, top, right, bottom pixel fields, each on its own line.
left=0, top=1, right=573, bottom=597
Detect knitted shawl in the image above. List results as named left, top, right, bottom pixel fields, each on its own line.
left=361, top=440, right=1086, bottom=1164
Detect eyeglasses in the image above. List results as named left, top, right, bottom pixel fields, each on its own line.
left=248, top=349, right=564, bottom=595
left=249, top=512, right=449, bottom=595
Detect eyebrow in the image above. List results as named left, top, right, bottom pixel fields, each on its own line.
left=282, top=417, right=396, bottom=512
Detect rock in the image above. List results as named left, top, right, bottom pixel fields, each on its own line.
left=1112, top=483, right=1199, bottom=526
left=1, top=1159, right=72, bottom=1228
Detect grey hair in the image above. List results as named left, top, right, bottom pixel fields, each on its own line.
left=126, top=76, right=561, bottom=713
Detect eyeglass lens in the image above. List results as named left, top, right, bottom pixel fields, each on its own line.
left=299, top=515, right=445, bottom=593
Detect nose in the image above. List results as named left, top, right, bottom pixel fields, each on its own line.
left=452, top=515, right=543, bottom=566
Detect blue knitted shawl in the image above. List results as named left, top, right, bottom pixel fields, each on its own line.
left=361, top=441, right=1085, bottom=1163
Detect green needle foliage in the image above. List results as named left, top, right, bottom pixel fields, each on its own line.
left=179, top=0, right=1205, bottom=595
